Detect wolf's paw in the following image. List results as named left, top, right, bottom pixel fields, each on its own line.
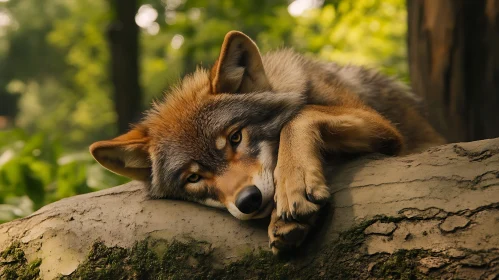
left=274, top=164, right=330, bottom=222
left=268, top=209, right=310, bottom=255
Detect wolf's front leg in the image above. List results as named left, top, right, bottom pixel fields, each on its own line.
left=273, top=114, right=330, bottom=222
left=270, top=105, right=403, bottom=253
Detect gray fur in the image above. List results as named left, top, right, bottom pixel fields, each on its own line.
left=148, top=91, right=305, bottom=200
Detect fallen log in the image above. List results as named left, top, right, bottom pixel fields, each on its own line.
left=0, top=138, right=498, bottom=279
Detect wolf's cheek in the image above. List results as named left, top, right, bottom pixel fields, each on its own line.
left=198, top=198, right=225, bottom=209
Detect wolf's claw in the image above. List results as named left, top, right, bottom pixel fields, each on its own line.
left=306, top=193, right=315, bottom=203
left=291, top=203, right=299, bottom=220
left=274, top=156, right=330, bottom=223
left=306, top=185, right=330, bottom=205
left=268, top=209, right=310, bottom=255
left=274, top=169, right=329, bottom=222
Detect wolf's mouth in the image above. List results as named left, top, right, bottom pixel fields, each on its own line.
left=251, top=200, right=274, bottom=219
left=226, top=199, right=274, bottom=220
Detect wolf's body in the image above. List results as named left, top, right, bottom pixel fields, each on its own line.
left=90, top=31, right=444, bottom=254
left=261, top=49, right=443, bottom=152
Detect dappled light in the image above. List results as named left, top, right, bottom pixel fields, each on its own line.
left=288, top=0, right=324, bottom=17
left=170, top=34, right=184, bottom=49
left=136, top=4, right=160, bottom=35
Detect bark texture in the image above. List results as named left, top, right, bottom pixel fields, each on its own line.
left=0, top=139, right=498, bottom=279
left=408, top=0, right=499, bottom=142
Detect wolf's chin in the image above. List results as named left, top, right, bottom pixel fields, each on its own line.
left=226, top=203, right=256, bottom=220
left=251, top=200, right=274, bottom=219
left=226, top=200, right=274, bottom=220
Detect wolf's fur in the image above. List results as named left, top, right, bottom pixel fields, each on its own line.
left=90, top=31, right=445, bottom=254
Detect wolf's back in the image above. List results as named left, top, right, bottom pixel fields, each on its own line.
left=261, top=49, right=445, bottom=152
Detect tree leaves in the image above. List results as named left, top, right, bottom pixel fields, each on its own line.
left=0, top=130, right=129, bottom=221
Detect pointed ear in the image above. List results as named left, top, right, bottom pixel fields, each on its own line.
left=89, top=127, right=151, bottom=181
left=211, top=31, right=271, bottom=94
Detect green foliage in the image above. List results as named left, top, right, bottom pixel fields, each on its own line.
left=1, top=0, right=116, bottom=148
left=289, top=0, right=408, bottom=81
left=0, top=129, right=129, bottom=222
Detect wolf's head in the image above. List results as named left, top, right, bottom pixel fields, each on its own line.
left=90, top=31, right=304, bottom=220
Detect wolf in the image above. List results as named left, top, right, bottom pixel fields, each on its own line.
left=90, top=31, right=445, bottom=254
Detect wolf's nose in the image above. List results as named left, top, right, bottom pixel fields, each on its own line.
left=235, top=186, right=262, bottom=214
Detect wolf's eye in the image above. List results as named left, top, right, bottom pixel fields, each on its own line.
left=187, top=174, right=202, bottom=183
left=229, top=130, right=242, bottom=145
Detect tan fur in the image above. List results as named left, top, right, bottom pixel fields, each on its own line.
left=211, top=160, right=261, bottom=204
left=89, top=127, right=151, bottom=181
left=90, top=31, right=445, bottom=254
left=270, top=104, right=405, bottom=249
left=211, top=31, right=271, bottom=93
left=205, top=128, right=261, bottom=204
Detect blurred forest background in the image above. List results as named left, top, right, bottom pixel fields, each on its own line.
left=0, top=0, right=497, bottom=223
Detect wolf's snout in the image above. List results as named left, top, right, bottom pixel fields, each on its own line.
left=235, top=185, right=262, bottom=214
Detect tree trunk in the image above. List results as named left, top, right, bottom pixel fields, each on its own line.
left=107, top=0, right=141, bottom=134
left=0, top=139, right=498, bottom=279
left=407, top=0, right=499, bottom=143
left=0, top=93, right=19, bottom=129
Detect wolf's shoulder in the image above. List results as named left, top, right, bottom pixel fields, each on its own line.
left=263, top=49, right=422, bottom=109
left=261, top=49, right=311, bottom=93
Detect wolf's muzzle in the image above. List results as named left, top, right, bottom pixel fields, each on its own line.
left=235, top=185, right=262, bottom=214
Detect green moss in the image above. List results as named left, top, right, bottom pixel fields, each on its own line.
left=57, top=241, right=159, bottom=280
left=59, top=219, right=377, bottom=280
left=371, top=249, right=424, bottom=279
left=4, top=215, right=448, bottom=279
left=0, top=241, right=42, bottom=280
left=214, top=250, right=289, bottom=280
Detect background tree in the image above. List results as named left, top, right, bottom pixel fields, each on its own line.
left=408, top=0, right=499, bottom=142
left=108, top=0, right=142, bottom=133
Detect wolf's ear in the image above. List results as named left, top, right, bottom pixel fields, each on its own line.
left=89, top=128, right=151, bottom=181
left=211, top=31, right=271, bottom=94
